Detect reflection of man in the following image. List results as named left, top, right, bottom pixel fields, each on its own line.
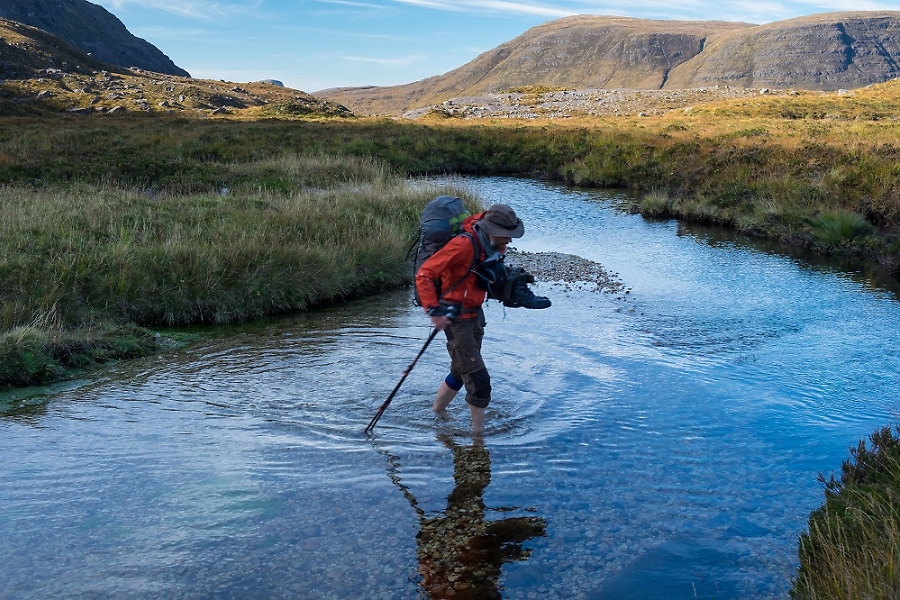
left=414, top=439, right=546, bottom=599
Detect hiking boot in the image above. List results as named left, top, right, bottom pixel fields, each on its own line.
left=504, top=271, right=551, bottom=309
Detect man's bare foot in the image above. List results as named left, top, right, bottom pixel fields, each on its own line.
left=433, top=408, right=452, bottom=422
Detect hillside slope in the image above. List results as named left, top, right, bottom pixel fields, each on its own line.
left=319, top=16, right=748, bottom=116
left=0, top=17, right=119, bottom=78
left=0, top=18, right=350, bottom=118
left=0, top=0, right=190, bottom=77
left=318, top=11, right=900, bottom=116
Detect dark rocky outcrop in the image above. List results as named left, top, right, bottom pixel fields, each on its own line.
left=0, top=17, right=123, bottom=79
left=0, top=0, right=190, bottom=77
left=318, top=11, right=900, bottom=116
left=665, top=12, right=900, bottom=90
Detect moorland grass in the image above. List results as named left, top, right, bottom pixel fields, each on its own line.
left=792, top=425, right=900, bottom=599
left=2, top=83, right=900, bottom=388
left=1, top=106, right=899, bottom=261
left=0, top=152, right=438, bottom=388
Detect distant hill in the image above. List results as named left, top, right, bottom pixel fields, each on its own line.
left=318, top=11, right=900, bottom=116
left=0, top=18, right=351, bottom=118
left=0, top=0, right=190, bottom=77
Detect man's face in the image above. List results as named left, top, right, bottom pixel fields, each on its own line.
left=489, top=235, right=512, bottom=252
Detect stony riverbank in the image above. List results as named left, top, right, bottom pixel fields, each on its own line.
left=403, top=86, right=809, bottom=120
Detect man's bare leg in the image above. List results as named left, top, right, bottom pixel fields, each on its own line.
left=433, top=382, right=458, bottom=412
left=469, top=404, right=485, bottom=434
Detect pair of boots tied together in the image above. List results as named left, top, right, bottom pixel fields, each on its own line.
left=477, top=263, right=551, bottom=309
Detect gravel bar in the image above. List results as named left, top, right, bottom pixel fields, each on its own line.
left=507, top=250, right=626, bottom=294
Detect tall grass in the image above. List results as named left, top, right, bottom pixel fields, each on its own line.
left=1, top=116, right=896, bottom=266
left=811, top=210, right=877, bottom=250
left=0, top=153, right=433, bottom=387
left=792, top=425, right=900, bottom=599
left=3, top=96, right=900, bottom=384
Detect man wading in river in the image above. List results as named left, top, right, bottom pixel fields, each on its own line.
left=415, top=204, right=549, bottom=434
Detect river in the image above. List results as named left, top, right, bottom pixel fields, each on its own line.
left=2, top=177, right=899, bottom=599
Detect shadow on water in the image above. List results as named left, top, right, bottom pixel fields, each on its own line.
left=593, top=535, right=743, bottom=600
left=377, top=435, right=547, bottom=599
left=0, top=378, right=87, bottom=420
left=674, top=220, right=900, bottom=298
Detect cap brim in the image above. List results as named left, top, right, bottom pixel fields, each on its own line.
left=480, top=220, right=524, bottom=238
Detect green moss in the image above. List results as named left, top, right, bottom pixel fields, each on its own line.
left=0, top=323, right=160, bottom=389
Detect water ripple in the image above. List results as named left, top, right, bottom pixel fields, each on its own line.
left=4, top=177, right=900, bottom=599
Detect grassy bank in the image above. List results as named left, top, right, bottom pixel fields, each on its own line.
left=3, top=82, right=900, bottom=387
left=2, top=87, right=900, bottom=264
left=0, top=152, right=434, bottom=388
left=792, top=425, right=900, bottom=599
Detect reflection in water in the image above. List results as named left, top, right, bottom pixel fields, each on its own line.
left=382, top=437, right=546, bottom=599
left=675, top=220, right=900, bottom=297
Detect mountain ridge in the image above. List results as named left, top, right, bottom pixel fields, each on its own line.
left=317, top=11, right=900, bottom=116
left=0, top=18, right=350, bottom=118
left=0, top=0, right=190, bottom=77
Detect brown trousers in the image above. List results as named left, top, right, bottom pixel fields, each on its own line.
left=444, top=311, right=491, bottom=408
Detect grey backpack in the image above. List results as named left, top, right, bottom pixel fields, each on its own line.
left=410, top=196, right=472, bottom=306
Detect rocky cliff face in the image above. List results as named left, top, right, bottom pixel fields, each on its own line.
left=665, top=12, right=900, bottom=90
left=318, top=11, right=900, bottom=116
left=320, top=16, right=749, bottom=115
left=0, top=0, right=190, bottom=77
left=0, top=18, right=350, bottom=118
left=0, top=17, right=119, bottom=79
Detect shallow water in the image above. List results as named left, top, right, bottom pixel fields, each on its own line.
left=3, top=177, right=900, bottom=599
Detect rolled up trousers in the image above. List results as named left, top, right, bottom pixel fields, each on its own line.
left=443, top=310, right=491, bottom=409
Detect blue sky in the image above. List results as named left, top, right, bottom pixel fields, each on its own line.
left=93, top=1, right=896, bottom=92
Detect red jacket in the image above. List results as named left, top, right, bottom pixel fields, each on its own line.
left=415, top=212, right=491, bottom=318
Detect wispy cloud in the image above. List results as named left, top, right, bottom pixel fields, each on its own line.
left=791, top=0, right=899, bottom=9
left=677, top=0, right=900, bottom=24
left=566, top=0, right=724, bottom=18
left=390, top=0, right=575, bottom=18
left=268, top=24, right=418, bottom=41
left=387, top=0, right=900, bottom=23
left=96, top=0, right=259, bottom=20
left=128, top=26, right=213, bottom=39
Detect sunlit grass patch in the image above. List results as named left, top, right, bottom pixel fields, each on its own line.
left=637, top=190, right=678, bottom=218
left=0, top=152, right=435, bottom=387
